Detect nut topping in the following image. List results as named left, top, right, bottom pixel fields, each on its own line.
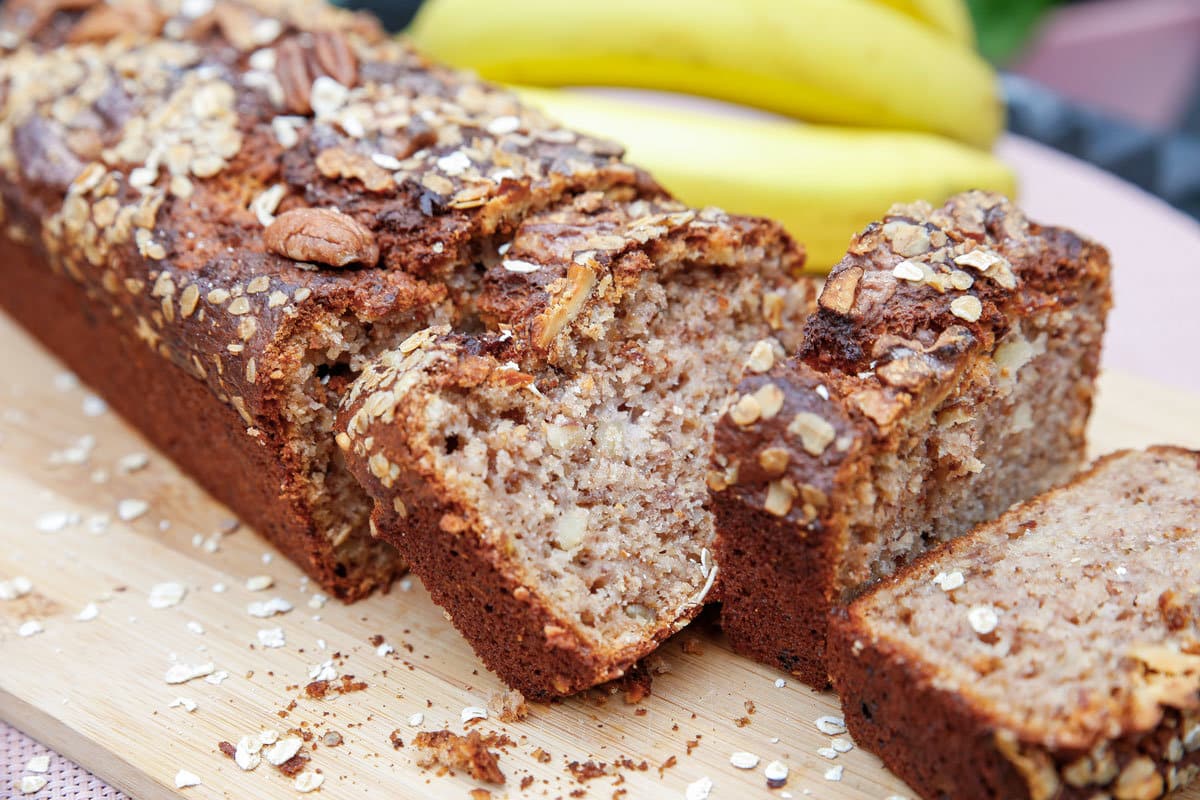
left=819, top=266, right=863, bottom=316
left=312, top=30, right=358, bottom=87
left=264, top=208, right=379, bottom=267
left=788, top=412, right=835, bottom=456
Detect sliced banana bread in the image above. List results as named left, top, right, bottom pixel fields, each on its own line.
left=337, top=194, right=818, bottom=698
left=709, top=191, right=1112, bottom=685
left=0, top=0, right=655, bottom=598
left=828, top=447, right=1200, bottom=800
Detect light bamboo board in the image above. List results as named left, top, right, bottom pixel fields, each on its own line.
left=1, top=310, right=1198, bottom=800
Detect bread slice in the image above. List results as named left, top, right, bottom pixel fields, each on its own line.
left=337, top=194, right=818, bottom=698
left=709, top=191, right=1112, bottom=685
left=828, top=447, right=1200, bottom=800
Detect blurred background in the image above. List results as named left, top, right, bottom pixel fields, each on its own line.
left=348, top=0, right=1200, bottom=222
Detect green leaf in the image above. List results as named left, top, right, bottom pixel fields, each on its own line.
left=967, top=0, right=1061, bottom=65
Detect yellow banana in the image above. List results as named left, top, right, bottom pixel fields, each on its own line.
left=408, top=0, right=1002, bottom=148
left=515, top=87, right=1016, bottom=272
left=874, top=0, right=975, bottom=47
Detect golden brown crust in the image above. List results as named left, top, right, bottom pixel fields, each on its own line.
left=827, top=447, right=1200, bottom=800
left=0, top=0, right=662, bottom=597
left=710, top=191, right=1113, bottom=685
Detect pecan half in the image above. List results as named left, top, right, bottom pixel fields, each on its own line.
left=312, top=30, right=357, bottom=87
left=275, top=38, right=313, bottom=114
left=264, top=208, right=379, bottom=268
left=67, top=1, right=163, bottom=43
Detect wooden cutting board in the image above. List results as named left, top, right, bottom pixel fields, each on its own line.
left=1, top=310, right=1198, bottom=800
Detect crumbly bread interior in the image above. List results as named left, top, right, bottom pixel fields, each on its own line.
left=838, top=307, right=1101, bottom=593
left=416, top=264, right=808, bottom=648
left=854, top=448, right=1200, bottom=749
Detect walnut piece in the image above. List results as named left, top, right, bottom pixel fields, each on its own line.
left=264, top=208, right=379, bottom=267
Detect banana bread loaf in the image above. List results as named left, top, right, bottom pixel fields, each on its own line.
left=828, top=447, right=1200, bottom=800
left=709, top=191, right=1112, bottom=685
left=0, top=0, right=657, bottom=598
left=337, top=194, right=817, bottom=698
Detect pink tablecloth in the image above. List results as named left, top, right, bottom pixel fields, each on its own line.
left=4, top=134, right=1200, bottom=798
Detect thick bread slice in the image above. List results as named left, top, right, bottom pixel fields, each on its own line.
left=337, top=194, right=818, bottom=698
left=828, top=447, right=1200, bottom=800
left=0, top=0, right=655, bottom=599
left=709, top=191, right=1112, bottom=685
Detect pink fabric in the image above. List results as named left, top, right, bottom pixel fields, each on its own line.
left=1, top=722, right=129, bottom=799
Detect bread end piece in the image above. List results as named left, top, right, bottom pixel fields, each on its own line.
left=828, top=447, right=1200, bottom=800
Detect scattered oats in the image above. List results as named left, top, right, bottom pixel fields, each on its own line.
left=272, top=116, right=304, bottom=149
left=408, top=712, right=424, bottom=727
left=204, top=670, right=229, bottom=685
left=25, top=755, right=50, bottom=773
left=180, top=0, right=213, bottom=16
left=967, top=605, right=999, bottom=635
left=310, top=76, right=349, bottom=118
left=949, top=294, right=983, bottom=323
left=685, top=776, right=714, bottom=800
left=892, top=259, right=925, bottom=281
left=376, top=641, right=394, bottom=657
left=211, top=582, right=227, bottom=593
left=168, top=697, right=197, bottom=712
left=814, top=715, right=846, bottom=735
left=19, top=776, right=48, bottom=794
left=164, top=662, right=213, bottom=684
left=0, top=576, right=33, bottom=600
left=746, top=340, right=775, bottom=373
left=774, top=678, right=787, bottom=688
left=932, top=570, right=964, bottom=591
left=149, top=582, right=187, bottom=609
left=294, top=771, right=324, bottom=793
left=117, top=499, right=149, bottom=522
left=815, top=384, right=830, bottom=400
left=36, top=511, right=74, bottom=533
left=116, top=452, right=150, bottom=473
left=830, top=737, right=854, bottom=753
left=502, top=259, right=540, bottom=273
left=247, top=597, right=292, bottom=618
left=730, top=752, right=760, bottom=769
left=174, top=769, right=202, bottom=789
left=245, top=575, right=274, bottom=592
left=309, top=661, right=337, bottom=682
left=54, top=372, right=79, bottom=391
left=257, top=627, right=286, bottom=648
left=817, top=747, right=839, bottom=760
left=259, top=730, right=279, bottom=746
left=251, top=17, right=281, bottom=45
left=186, top=621, right=205, bottom=635
left=75, top=603, right=99, bottom=622
left=316, top=639, right=326, bottom=650
left=371, top=152, right=403, bottom=170
left=248, top=47, right=275, bottom=71
left=1115, top=565, right=1128, bottom=576
left=264, top=736, right=303, bottom=766
left=18, top=620, right=43, bottom=637
left=234, top=736, right=262, bottom=771
left=251, top=183, right=287, bottom=227
left=764, top=760, right=788, bottom=786
left=461, top=706, right=488, bottom=724
left=824, top=765, right=844, bottom=782
left=307, top=593, right=327, bottom=609
left=436, top=151, right=471, bottom=175
left=486, top=115, right=521, bottom=135
left=82, top=394, right=107, bottom=417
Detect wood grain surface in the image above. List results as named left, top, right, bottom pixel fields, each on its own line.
left=1, top=311, right=1198, bottom=800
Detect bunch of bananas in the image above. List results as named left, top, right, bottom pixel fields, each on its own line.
left=408, top=0, right=1014, bottom=271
